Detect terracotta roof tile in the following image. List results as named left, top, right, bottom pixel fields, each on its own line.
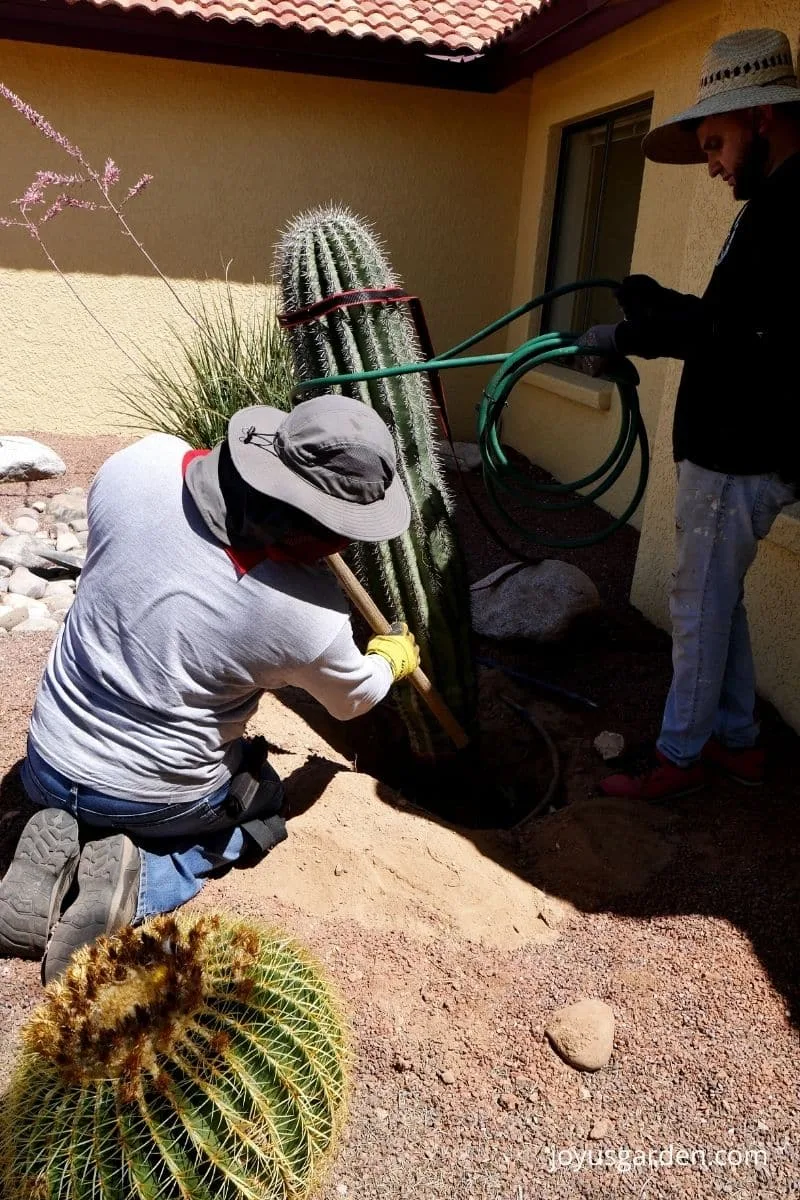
left=68, top=0, right=549, bottom=52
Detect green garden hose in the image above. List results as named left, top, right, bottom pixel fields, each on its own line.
left=291, top=279, right=649, bottom=549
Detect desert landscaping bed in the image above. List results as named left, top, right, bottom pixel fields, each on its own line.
left=1, top=432, right=799, bottom=1198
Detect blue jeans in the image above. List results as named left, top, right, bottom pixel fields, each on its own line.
left=657, top=462, right=797, bottom=767
left=19, top=742, right=284, bottom=921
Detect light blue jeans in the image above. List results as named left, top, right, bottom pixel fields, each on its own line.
left=19, top=742, right=284, bottom=921
left=657, top=461, right=797, bottom=767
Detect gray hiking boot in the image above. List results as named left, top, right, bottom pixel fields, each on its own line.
left=0, top=809, right=80, bottom=959
left=43, top=833, right=140, bottom=984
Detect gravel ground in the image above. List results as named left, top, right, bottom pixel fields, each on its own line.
left=1, top=433, right=799, bottom=1199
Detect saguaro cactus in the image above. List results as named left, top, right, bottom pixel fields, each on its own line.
left=276, top=205, right=477, bottom=758
left=0, top=912, right=349, bottom=1200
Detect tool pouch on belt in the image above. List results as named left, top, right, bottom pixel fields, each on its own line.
left=225, top=735, right=287, bottom=855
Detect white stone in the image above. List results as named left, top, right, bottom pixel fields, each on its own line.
left=30, top=500, right=47, bottom=514
left=0, top=436, right=66, bottom=483
left=11, top=617, right=59, bottom=634
left=56, top=530, right=80, bottom=553
left=13, top=515, right=39, bottom=534
left=0, top=534, right=54, bottom=571
left=76, top=530, right=89, bottom=546
left=69, top=517, right=89, bottom=533
left=47, top=491, right=88, bottom=523
left=44, top=580, right=75, bottom=597
left=3, top=593, right=48, bottom=618
left=545, top=999, right=615, bottom=1072
left=471, top=560, right=601, bottom=643
left=8, top=566, right=47, bottom=600
left=43, top=594, right=73, bottom=615
left=12, top=506, right=39, bottom=521
left=593, top=732, right=626, bottom=761
left=0, top=605, right=27, bottom=632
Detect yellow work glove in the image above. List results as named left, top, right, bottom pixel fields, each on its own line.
left=366, top=621, right=420, bottom=682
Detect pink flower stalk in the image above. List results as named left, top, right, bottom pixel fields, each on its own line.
left=40, top=194, right=98, bottom=224
left=0, top=82, right=86, bottom=166
left=102, top=158, right=121, bottom=188
left=35, top=171, right=87, bottom=187
left=0, top=82, right=262, bottom=408
left=124, top=174, right=153, bottom=203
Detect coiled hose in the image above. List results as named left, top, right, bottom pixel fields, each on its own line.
left=292, top=279, right=649, bottom=549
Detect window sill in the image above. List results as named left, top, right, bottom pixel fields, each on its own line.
left=766, top=501, right=800, bottom=557
left=523, top=363, right=614, bottom=412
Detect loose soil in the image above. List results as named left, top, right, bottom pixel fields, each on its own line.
left=1, top=433, right=799, bottom=1198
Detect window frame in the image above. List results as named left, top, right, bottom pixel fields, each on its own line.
left=541, top=99, right=653, bottom=335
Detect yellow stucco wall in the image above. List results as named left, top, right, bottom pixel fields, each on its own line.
left=630, top=0, right=800, bottom=732
left=0, top=39, right=530, bottom=437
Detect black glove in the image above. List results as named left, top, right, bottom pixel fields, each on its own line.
left=614, top=275, right=668, bottom=322
left=573, top=323, right=639, bottom=384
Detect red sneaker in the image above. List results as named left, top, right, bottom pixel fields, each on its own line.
left=599, top=750, right=706, bottom=800
left=701, top=736, right=765, bottom=786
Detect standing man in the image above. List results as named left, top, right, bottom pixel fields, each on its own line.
left=579, top=28, right=800, bottom=800
left=0, top=394, right=419, bottom=981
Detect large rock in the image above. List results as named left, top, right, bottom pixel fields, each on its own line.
left=0, top=436, right=66, bottom=483
left=471, top=560, right=600, bottom=642
left=545, top=998, right=615, bottom=1072
left=47, top=491, right=88, bottom=524
left=11, top=616, right=59, bottom=634
left=8, top=566, right=47, bottom=600
left=0, top=534, right=59, bottom=573
left=0, top=605, right=27, bottom=632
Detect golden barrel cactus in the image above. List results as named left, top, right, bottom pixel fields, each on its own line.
left=0, top=912, right=349, bottom=1200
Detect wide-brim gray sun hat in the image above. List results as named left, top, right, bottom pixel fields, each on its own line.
left=643, top=28, right=799, bottom=164
left=228, top=394, right=410, bottom=542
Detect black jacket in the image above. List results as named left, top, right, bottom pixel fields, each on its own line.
left=617, top=152, right=800, bottom=482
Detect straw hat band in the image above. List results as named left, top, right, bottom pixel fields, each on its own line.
left=700, top=51, right=797, bottom=99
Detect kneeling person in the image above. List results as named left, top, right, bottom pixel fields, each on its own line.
left=0, top=395, right=418, bottom=982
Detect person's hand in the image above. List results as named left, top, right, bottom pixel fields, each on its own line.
left=615, top=275, right=677, bottom=324
left=573, top=324, right=641, bottom=384
left=573, top=323, right=620, bottom=377
left=366, top=621, right=420, bottom=681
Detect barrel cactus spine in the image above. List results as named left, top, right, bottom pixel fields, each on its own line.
left=0, top=912, right=349, bottom=1200
left=276, top=205, right=478, bottom=759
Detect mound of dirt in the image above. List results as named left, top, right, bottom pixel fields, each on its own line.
left=197, top=692, right=565, bottom=950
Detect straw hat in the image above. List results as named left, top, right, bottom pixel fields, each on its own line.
left=644, top=28, right=799, bottom=164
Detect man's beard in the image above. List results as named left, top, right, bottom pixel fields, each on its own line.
left=733, top=131, right=770, bottom=200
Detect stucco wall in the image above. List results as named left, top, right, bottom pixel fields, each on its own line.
left=504, top=0, right=722, bottom=530
left=629, top=0, right=800, bottom=731
left=0, top=40, right=530, bottom=438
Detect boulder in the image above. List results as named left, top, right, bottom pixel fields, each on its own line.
left=471, top=560, right=600, bottom=642
left=11, top=617, right=60, bottom=634
left=0, top=605, right=27, bottom=632
left=47, top=491, right=88, bottom=523
left=0, top=436, right=66, bottom=483
left=8, top=566, right=47, bottom=600
left=0, top=534, right=58, bottom=572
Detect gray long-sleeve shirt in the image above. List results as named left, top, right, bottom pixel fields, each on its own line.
left=29, top=434, right=392, bottom=802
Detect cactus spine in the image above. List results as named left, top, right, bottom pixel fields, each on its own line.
left=276, top=205, right=477, bottom=758
left=0, top=912, right=349, bottom=1200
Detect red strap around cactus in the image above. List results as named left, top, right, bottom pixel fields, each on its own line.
left=278, top=287, right=450, bottom=440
